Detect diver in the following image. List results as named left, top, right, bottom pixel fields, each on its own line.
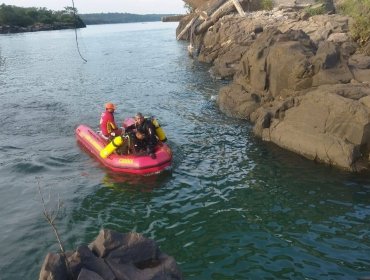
left=126, top=112, right=158, bottom=159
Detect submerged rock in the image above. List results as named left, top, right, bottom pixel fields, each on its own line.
left=39, top=229, right=183, bottom=280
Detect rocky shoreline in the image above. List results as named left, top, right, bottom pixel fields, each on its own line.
left=177, top=0, right=370, bottom=171
left=0, top=22, right=86, bottom=34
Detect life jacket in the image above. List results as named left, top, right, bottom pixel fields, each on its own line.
left=100, top=111, right=118, bottom=136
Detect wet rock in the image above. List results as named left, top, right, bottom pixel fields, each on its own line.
left=39, top=252, right=68, bottom=280
left=39, top=229, right=183, bottom=280
left=68, top=245, right=116, bottom=280
left=0, top=22, right=85, bottom=34
left=106, top=253, right=182, bottom=280
left=256, top=84, right=370, bottom=170
left=218, top=84, right=261, bottom=119
left=104, top=236, right=159, bottom=265
left=178, top=1, right=370, bottom=170
left=77, top=268, right=105, bottom=280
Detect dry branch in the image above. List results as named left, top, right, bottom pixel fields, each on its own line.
left=177, top=16, right=199, bottom=40
left=195, top=0, right=239, bottom=34
left=37, top=180, right=73, bottom=279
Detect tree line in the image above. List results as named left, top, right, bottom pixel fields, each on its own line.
left=79, top=13, right=173, bottom=25
left=0, top=4, right=85, bottom=28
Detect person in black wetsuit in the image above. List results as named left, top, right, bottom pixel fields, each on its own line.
left=132, top=112, right=158, bottom=159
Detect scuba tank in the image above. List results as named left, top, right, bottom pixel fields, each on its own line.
left=151, top=117, right=167, bottom=142
left=100, top=135, right=125, bottom=158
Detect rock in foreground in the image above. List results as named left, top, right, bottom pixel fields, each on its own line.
left=39, top=229, right=183, bottom=280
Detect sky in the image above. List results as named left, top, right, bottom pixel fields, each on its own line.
left=0, top=0, right=187, bottom=14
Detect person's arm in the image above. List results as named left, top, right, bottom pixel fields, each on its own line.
left=125, top=124, right=136, bottom=133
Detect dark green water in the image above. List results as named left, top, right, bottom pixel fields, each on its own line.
left=0, top=22, right=369, bottom=279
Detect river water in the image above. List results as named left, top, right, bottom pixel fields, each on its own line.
left=0, top=22, right=369, bottom=279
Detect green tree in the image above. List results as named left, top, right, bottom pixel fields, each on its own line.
left=0, top=4, right=85, bottom=28
left=63, top=6, right=78, bottom=15
left=0, top=4, right=17, bottom=25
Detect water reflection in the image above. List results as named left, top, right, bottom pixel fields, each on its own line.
left=101, top=169, right=173, bottom=192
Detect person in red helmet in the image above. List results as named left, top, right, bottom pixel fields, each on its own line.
left=99, top=102, right=122, bottom=139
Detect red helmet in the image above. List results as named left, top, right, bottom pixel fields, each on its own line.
left=105, top=102, right=116, bottom=110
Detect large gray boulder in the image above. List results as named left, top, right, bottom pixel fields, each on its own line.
left=218, top=83, right=261, bottom=119
left=90, top=230, right=159, bottom=265
left=106, top=253, right=182, bottom=280
left=193, top=8, right=352, bottom=80
left=216, top=22, right=370, bottom=170
left=198, top=14, right=263, bottom=78
left=68, top=245, right=116, bottom=280
left=180, top=2, right=370, bottom=170
left=254, top=84, right=370, bottom=170
left=232, top=28, right=353, bottom=98
left=311, top=41, right=353, bottom=86
left=39, top=229, right=183, bottom=280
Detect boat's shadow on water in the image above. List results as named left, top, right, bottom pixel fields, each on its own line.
left=100, top=139, right=183, bottom=192
left=101, top=168, right=173, bottom=192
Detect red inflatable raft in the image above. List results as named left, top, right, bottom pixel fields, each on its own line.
left=76, top=124, right=172, bottom=175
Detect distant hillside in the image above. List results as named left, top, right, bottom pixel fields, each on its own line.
left=79, top=13, right=176, bottom=25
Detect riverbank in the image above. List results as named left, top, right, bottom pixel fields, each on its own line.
left=79, top=13, right=174, bottom=25
left=177, top=0, right=370, bottom=171
left=0, top=4, right=86, bottom=34
left=0, top=22, right=85, bottom=34
left=162, top=15, right=186, bottom=22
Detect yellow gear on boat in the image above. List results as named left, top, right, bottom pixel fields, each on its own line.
left=152, top=118, right=167, bottom=142
left=100, top=136, right=125, bottom=158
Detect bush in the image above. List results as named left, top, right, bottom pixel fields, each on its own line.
left=338, top=0, right=370, bottom=46
left=0, top=4, right=84, bottom=28
left=304, top=3, right=326, bottom=16
left=261, top=0, right=274, bottom=10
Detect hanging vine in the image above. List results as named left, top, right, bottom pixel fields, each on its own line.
left=71, top=0, right=87, bottom=62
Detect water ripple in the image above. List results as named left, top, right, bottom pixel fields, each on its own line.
left=1, top=23, right=370, bottom=280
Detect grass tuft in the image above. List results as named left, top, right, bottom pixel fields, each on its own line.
left=338, top=0, right=370, bottom=46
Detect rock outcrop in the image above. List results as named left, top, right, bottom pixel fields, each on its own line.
left=39, top=229, right=183, bottom=280
left=178, top=0, right=370, bottom=171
